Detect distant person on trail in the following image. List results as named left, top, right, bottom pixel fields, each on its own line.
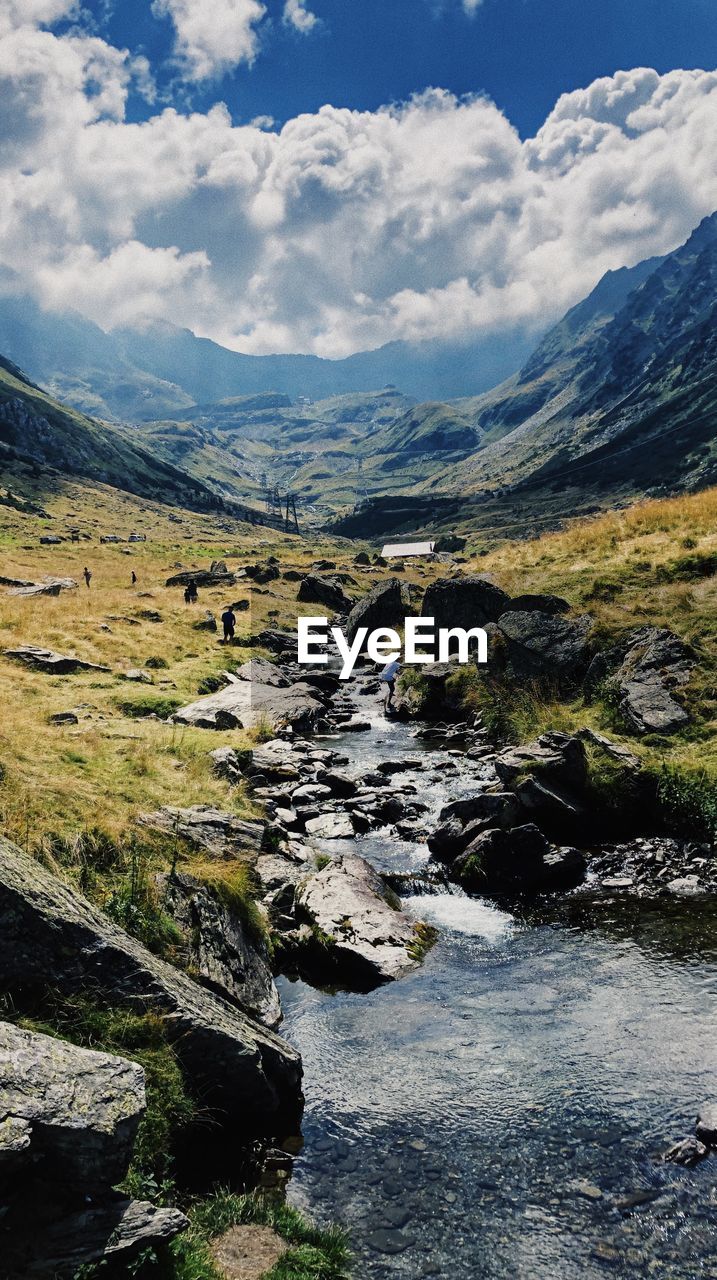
left=185, top=580, right=198, bottom=603
left=131, top=571, right=137, bottom=586
left=221, top=606, right=236, bottom=643
left=381, top=657, right=401, bottom=711
left=83, top=566, right=92, bottom=589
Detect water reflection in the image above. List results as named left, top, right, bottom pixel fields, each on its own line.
left=280, top=716, right=717, bottom=1278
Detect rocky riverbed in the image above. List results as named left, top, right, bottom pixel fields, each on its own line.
left=240, top=661, right=717, bottom=1280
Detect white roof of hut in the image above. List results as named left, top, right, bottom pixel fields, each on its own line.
left=381, top=540, right=435, bottom=558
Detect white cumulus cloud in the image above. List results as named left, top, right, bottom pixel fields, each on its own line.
left=151, top=0, right=267, bottom=80
left=1, top=8, right=717, bottom=362
left=283, top=0, right=318, bottom=34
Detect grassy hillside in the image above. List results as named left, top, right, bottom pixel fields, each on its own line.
left=0, top=357, right=234, bottom=513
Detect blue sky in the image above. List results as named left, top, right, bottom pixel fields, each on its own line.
left=3, top=0, right=717, bottom=356
left=83, top=0, right=717, bottom=134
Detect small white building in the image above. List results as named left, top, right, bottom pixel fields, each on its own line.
left=381, top=540, right=435, bottom=559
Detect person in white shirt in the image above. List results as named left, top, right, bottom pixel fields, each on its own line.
left=381, top=658, right=401, bottom=711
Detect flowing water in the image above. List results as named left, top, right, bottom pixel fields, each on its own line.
left=277, top=702, right=717, bottom=1279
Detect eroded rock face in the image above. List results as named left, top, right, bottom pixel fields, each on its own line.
left=161, top=872, right=281, bottom=1027
left=295, top=854, right=426, bottom=988
left=0, top=1021, right=145, bottom=1189
left=0, top=836, right=302, bottom=1134
left=421, top=575, right=510, bottom=628
left=3, top=647, right=111, bottom=674
left=139, top=804, right=265, bottom=858
left=345, top=578, right=408, bottom=643
left=588, top=627, right=694, bottom=734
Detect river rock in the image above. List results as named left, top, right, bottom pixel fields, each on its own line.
left=453, top=824, right=585, bottom=894
left=663, top=1136, right=708, bottom=1166
left=295, top=854, right=427, bottom=988
left=316, top=769, right=358, bottom=798
left=496, top=611, right=594, bottom=682
left=160, top=871, right=281, bottom=1026
left=173, top=677, right=325, bottom=732
left=345, top=578, right=409, bottom=643
left=0, top=836, right=302, bottom=1133
left=421, top=575, right=510, bottom=627
left=304, top=812, right=356, bottom=839
left=3, top=646, right=111, bottom=674
left=297, top=574, right=353, bottom=612
left=139, top=805, right=265, bottom=858
left=209, top=745, right=251, bottom=784
left=0, top=1021, right=144, bottom=1189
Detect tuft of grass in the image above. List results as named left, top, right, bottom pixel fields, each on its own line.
left=186, top=858, right=269, bottom=945
left=652, top=763, right=717, bottom=849
left=407, top=920, right=438, bottom=961
left=184, top=1190, right=351, bottom=1280
left=115, top=693, right=184, bottom=720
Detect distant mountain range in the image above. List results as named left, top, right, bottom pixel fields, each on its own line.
left=423, top=211, right=717, bottom=504
left=0, top=294, right=536, bottom=420
left=1, top=212, right=716, bottom=533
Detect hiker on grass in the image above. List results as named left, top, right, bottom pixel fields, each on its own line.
left=83, top=566, right=92, bottom=589
left=131, top=571, right=137, bottom=586
left=381, top=657, right=401, bottom=711
left=221, top=606, right=236, bottom=644
left=185, top=580, right=198, bottom=604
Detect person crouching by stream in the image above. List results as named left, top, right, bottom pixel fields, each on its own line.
left=381, top=657, right=401, bottom=713
left=221, top=605, right=236, bottom=644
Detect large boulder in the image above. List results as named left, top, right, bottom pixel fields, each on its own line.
left=0, top=1027, right=187, bottom=1276
left=173, top=677, right=325, bottom=732
left=345, top=578, right=408, bottom=643
left=495, top=611, right=594, bottom=682
left=494, top=732, right=588, bottom=791
left=166, top=569, right=237, bottom=587
left=295, top=854, right=430, bottom=989
left=3, top=647, right=111, bottom=674
left=160, top=872, right=281, bottom=1027
left=587, top=627, right=694, bottom=734
left=421, top=575, right=510, bottom=628
left=0, top=1021, right=144, bottom=1190
left=453, top=824, right=585, bottom=894
left=0, top=836, right=302, bottom=1134
left=297, top=574, right=353, bottom=612
left=139, top=805, right=265, bottom=858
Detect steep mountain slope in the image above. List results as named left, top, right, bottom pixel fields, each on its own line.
left=0, top=357, right=238, bottom=513
left=427, top=214, right=717, bottom=504
left=0, top=293, right=535, bottom=419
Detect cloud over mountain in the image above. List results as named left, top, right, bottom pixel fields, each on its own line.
left=2, top=5, right=717, bottom=357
